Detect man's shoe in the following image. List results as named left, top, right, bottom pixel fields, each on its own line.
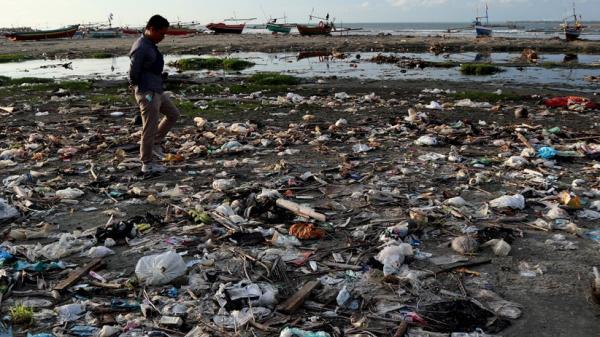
left=141, top=162, right=167, bottom=174
left=152, top=145, right=165, bottom=161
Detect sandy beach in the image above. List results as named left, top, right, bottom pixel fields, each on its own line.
left=2, top=34, right=600, bottom=59
left=1, top=20, right=600, bottom=337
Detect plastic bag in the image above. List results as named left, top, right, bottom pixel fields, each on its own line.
left=0, top=198, right=19, bottom=221
left=444, top=197, right=467, bottom=207
left=135, top=251, right=187, bottom=286
left=425, top=101, right=442, bottom=110
left=352, top=144, right=372, bottom=153
left=280, top=327, right=331, bottom=337
left=334, top=92, right=349, bottom=100
left=414, top=135, right=438, bottom=146
left=212, top=179, right=237, bottom=192
left=537, top=146, right=558, bottom=159
left=57, top=303, right=86, bottom=322
left=83, top=246, right=115, bottom=258
left=503, top=156, right=528, bottom=168
left=56, top=188, right=85, bottom=199
left=38, top=233, right=95, bottom=260
left=489, top=194, right=525, bottom=210
left=454, top=99, right=492, bottom=108
left=375, top=243, right=414, bottom=276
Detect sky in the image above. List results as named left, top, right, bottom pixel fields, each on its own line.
left=1, top=0, right=598, bottom=28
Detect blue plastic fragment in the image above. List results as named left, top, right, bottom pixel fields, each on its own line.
left=537, top=146, right=558, bottom=159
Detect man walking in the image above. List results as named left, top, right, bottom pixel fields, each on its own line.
left=129, top=15, right=179, bottom=174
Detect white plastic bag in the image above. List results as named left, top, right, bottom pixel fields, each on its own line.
left=352, top=144, right=372, bottom=153
left=375, top=243, right=414, bottom=276
left=56, top=187, right=85, bottom=199
left=414, top=135, right=438, bottom=146
left=135, top=251, right=187, bottom=286
left=39, top=233, right=95, bottom=260
left=425, top=101, right=442, bottom=110
left=489, top=194, right=525, bottom=210
left=212, top=179, right=238, bottom=192
left=83, top=246, right=115, bottom=258
left=503, top=156, right=528, bottom=168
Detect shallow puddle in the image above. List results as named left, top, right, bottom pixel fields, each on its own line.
left=0, top=52, right=598, bottom=88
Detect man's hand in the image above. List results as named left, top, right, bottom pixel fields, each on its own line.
left=162, top=72, right=169, bottom=82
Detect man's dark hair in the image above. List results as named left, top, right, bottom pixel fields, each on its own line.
left=146, top=15, right=170, bottom=30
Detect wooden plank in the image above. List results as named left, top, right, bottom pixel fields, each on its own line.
left=277, top=280, right=320, bottom=313
left=515, top=132, right=535, bottom=151
left=54, top=258, right=103, bottom=291
left=434, top=258, right=492, bottom=275
left=321, top=261, right=363, bottom=271
left=393, top=321, right=409, bottom=337
left=276, top=199, right=326, bottom=222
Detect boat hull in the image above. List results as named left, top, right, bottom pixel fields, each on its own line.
left=475, top=25, right=492, bottom=37
left=565, top=28, right=581, bottom=41
left=5, top=25, right=79, bottom=41
left=166, top=28, right=198, bottom=36
left=266, top=23, right=292, bottom=34
left=121, top=28, right=141, bottom=35
left=206, top=23, right=245, bottom=34
left=297, top=24, right=332, bottom=36
left=90, top=30, right=121, bottom=38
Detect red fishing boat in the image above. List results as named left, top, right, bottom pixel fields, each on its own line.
left=206, top=17, right=255, bottom=34
left=166, top=26, right=199, bottom=36
left=5, top=25, right=79, bottom=41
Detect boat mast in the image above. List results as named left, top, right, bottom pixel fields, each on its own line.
left=485, top=2, right=490, bottom=26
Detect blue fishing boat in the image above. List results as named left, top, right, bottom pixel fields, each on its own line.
left=474, top=3, right=492, bottom=37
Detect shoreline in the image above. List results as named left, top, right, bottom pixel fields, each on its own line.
left=2, top=34, right=600, bottom=60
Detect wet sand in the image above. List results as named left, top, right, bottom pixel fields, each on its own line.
left=1, top=34, right=600, bottom=59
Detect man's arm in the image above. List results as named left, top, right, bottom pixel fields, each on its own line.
left=129, top=47, right=145, bottom=87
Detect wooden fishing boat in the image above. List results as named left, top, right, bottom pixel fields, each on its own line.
left=166, top=26, right=199, bottom=36
left=205, top=22, right=246, bottom=34
left=120, top=27, right=142, bottom=35
left=297, top=22, right=333, bottom=36
left=266, top=17, right=293, bottom=34
left=297, top=13, right=335, bottom=36
left=5, top=25, right=79, bottom=41
left=206, top=17, right=254, bottom=34
left=561, top=4, right=584, bottom=41
left=474, top=3, right=492, bottom=37
left=267, top=22, right=292, bottom=34
left=89, top=29, right=121, bottom=38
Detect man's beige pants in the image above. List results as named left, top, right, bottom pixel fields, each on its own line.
left=135, top=92, right=179, bottom=164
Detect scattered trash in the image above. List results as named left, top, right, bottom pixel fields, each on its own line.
left=1, top=46, right=598, bottom=337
